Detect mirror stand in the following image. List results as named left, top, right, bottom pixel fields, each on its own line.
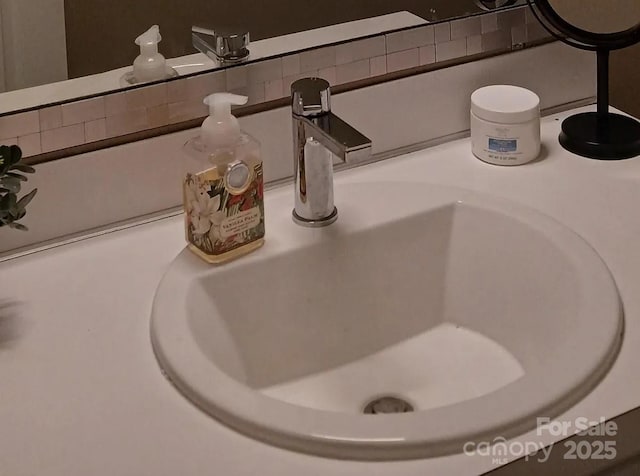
left=559, top=48, right=640, bottom=160
left=528, top=0, right=640, bottom=160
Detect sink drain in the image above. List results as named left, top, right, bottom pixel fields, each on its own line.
left=363, top=396, right=414, bottom=414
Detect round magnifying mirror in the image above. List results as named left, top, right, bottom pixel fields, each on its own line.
left=548, top=0, right=640, bottom=34
left=528, top=0, right=640, bottom=160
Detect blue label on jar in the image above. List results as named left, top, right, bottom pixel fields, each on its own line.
left=488, top=138, right=517, bottom=153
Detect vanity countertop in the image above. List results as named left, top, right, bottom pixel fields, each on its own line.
left=2, top=107, right=640, bottom=475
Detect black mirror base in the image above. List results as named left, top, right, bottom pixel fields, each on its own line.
left=559, top=112, right=640, bottom=160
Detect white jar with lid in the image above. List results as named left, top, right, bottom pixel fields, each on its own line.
left=471, top=85, right=541, bottom=165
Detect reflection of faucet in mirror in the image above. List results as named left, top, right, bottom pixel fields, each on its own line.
left=192, top=26, right=251, bottom=64
left=291, top=78, right=372, bottom=227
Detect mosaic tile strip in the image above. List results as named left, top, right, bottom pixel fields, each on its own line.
left=0, top=6, right=550, bottom=158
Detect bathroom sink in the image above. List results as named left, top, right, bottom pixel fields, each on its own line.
left=151, top=181, right=622, bottom=460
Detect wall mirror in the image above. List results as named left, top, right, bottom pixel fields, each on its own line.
left=527, top=0, right=640, bottom=159
left=0, top=0, right=523, bottom=117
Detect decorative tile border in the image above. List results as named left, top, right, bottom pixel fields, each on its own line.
left=0, top=5, right=550, bottom=158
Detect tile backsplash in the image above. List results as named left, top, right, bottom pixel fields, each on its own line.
left=0, top=6, right=549, bottom=159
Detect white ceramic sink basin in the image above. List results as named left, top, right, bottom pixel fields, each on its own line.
left=151, top=181, right=622, bottom=460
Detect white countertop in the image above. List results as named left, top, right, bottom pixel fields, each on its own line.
left=2, top=108, right=640, bottom=475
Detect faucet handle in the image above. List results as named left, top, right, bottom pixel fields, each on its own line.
left=291, top=78, right=331, bottom=117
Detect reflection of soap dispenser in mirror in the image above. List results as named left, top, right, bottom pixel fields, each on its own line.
left=121, top=25, right=178, bottom=86
left=182, top=93, right=265, bottom=264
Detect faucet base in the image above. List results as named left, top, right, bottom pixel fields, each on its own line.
left=292, top=207, right=338, bottom=227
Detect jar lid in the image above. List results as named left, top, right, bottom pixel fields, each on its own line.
left=471, top=85, right=540, bottom=124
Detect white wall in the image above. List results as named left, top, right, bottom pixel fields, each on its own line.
left=0, top=0, right=68, bottom=91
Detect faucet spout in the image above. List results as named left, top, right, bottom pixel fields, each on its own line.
left=291, top=78, right=372, bottom=227
left=300, top=112, right=372, bottom=163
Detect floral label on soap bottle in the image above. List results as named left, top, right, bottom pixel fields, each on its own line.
left=183, top=162, right=264, bottom=256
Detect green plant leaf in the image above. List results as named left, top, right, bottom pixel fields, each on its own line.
left=0, top=145, right=9, bottom=166
left=8, top=145, right=22, bottom=166
left=0, top=177, right=21, bottom=193
left=8, top=194, right=17, bottom=213
left=16, top=189, right=37, bottom=212
left=0, top=145, right=33, bottom=232
left=0, top=191, right=16, bottom=211
left=10, top=164, right=35, bottom=174
left=8, top=195, right=19, bottom=220
left=0, top=144, right=21, bottom=167
left=8, top=222, right=28, bottom=231
left=5, top=172, right=27, bottom=181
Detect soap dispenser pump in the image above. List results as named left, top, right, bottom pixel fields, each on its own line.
left=121, top=25, right=177, bottom=85
left=182, top=93, right=265, bottom=264
left=201, top=93, right=247, bottom=148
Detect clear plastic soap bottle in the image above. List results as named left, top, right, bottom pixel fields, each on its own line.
left=121, top=25, right=178, bottom=85
left=182, top=93, right=265, bottom=264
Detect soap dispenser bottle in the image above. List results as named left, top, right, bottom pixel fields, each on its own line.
left=121, top=25, right=177, bottom=85
left=182, top=93, right=265, bottom=264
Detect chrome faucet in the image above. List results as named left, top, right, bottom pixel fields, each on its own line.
left=192, top=26, right=250, bottom=64
left=291, top=78, right=372, bottom=227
